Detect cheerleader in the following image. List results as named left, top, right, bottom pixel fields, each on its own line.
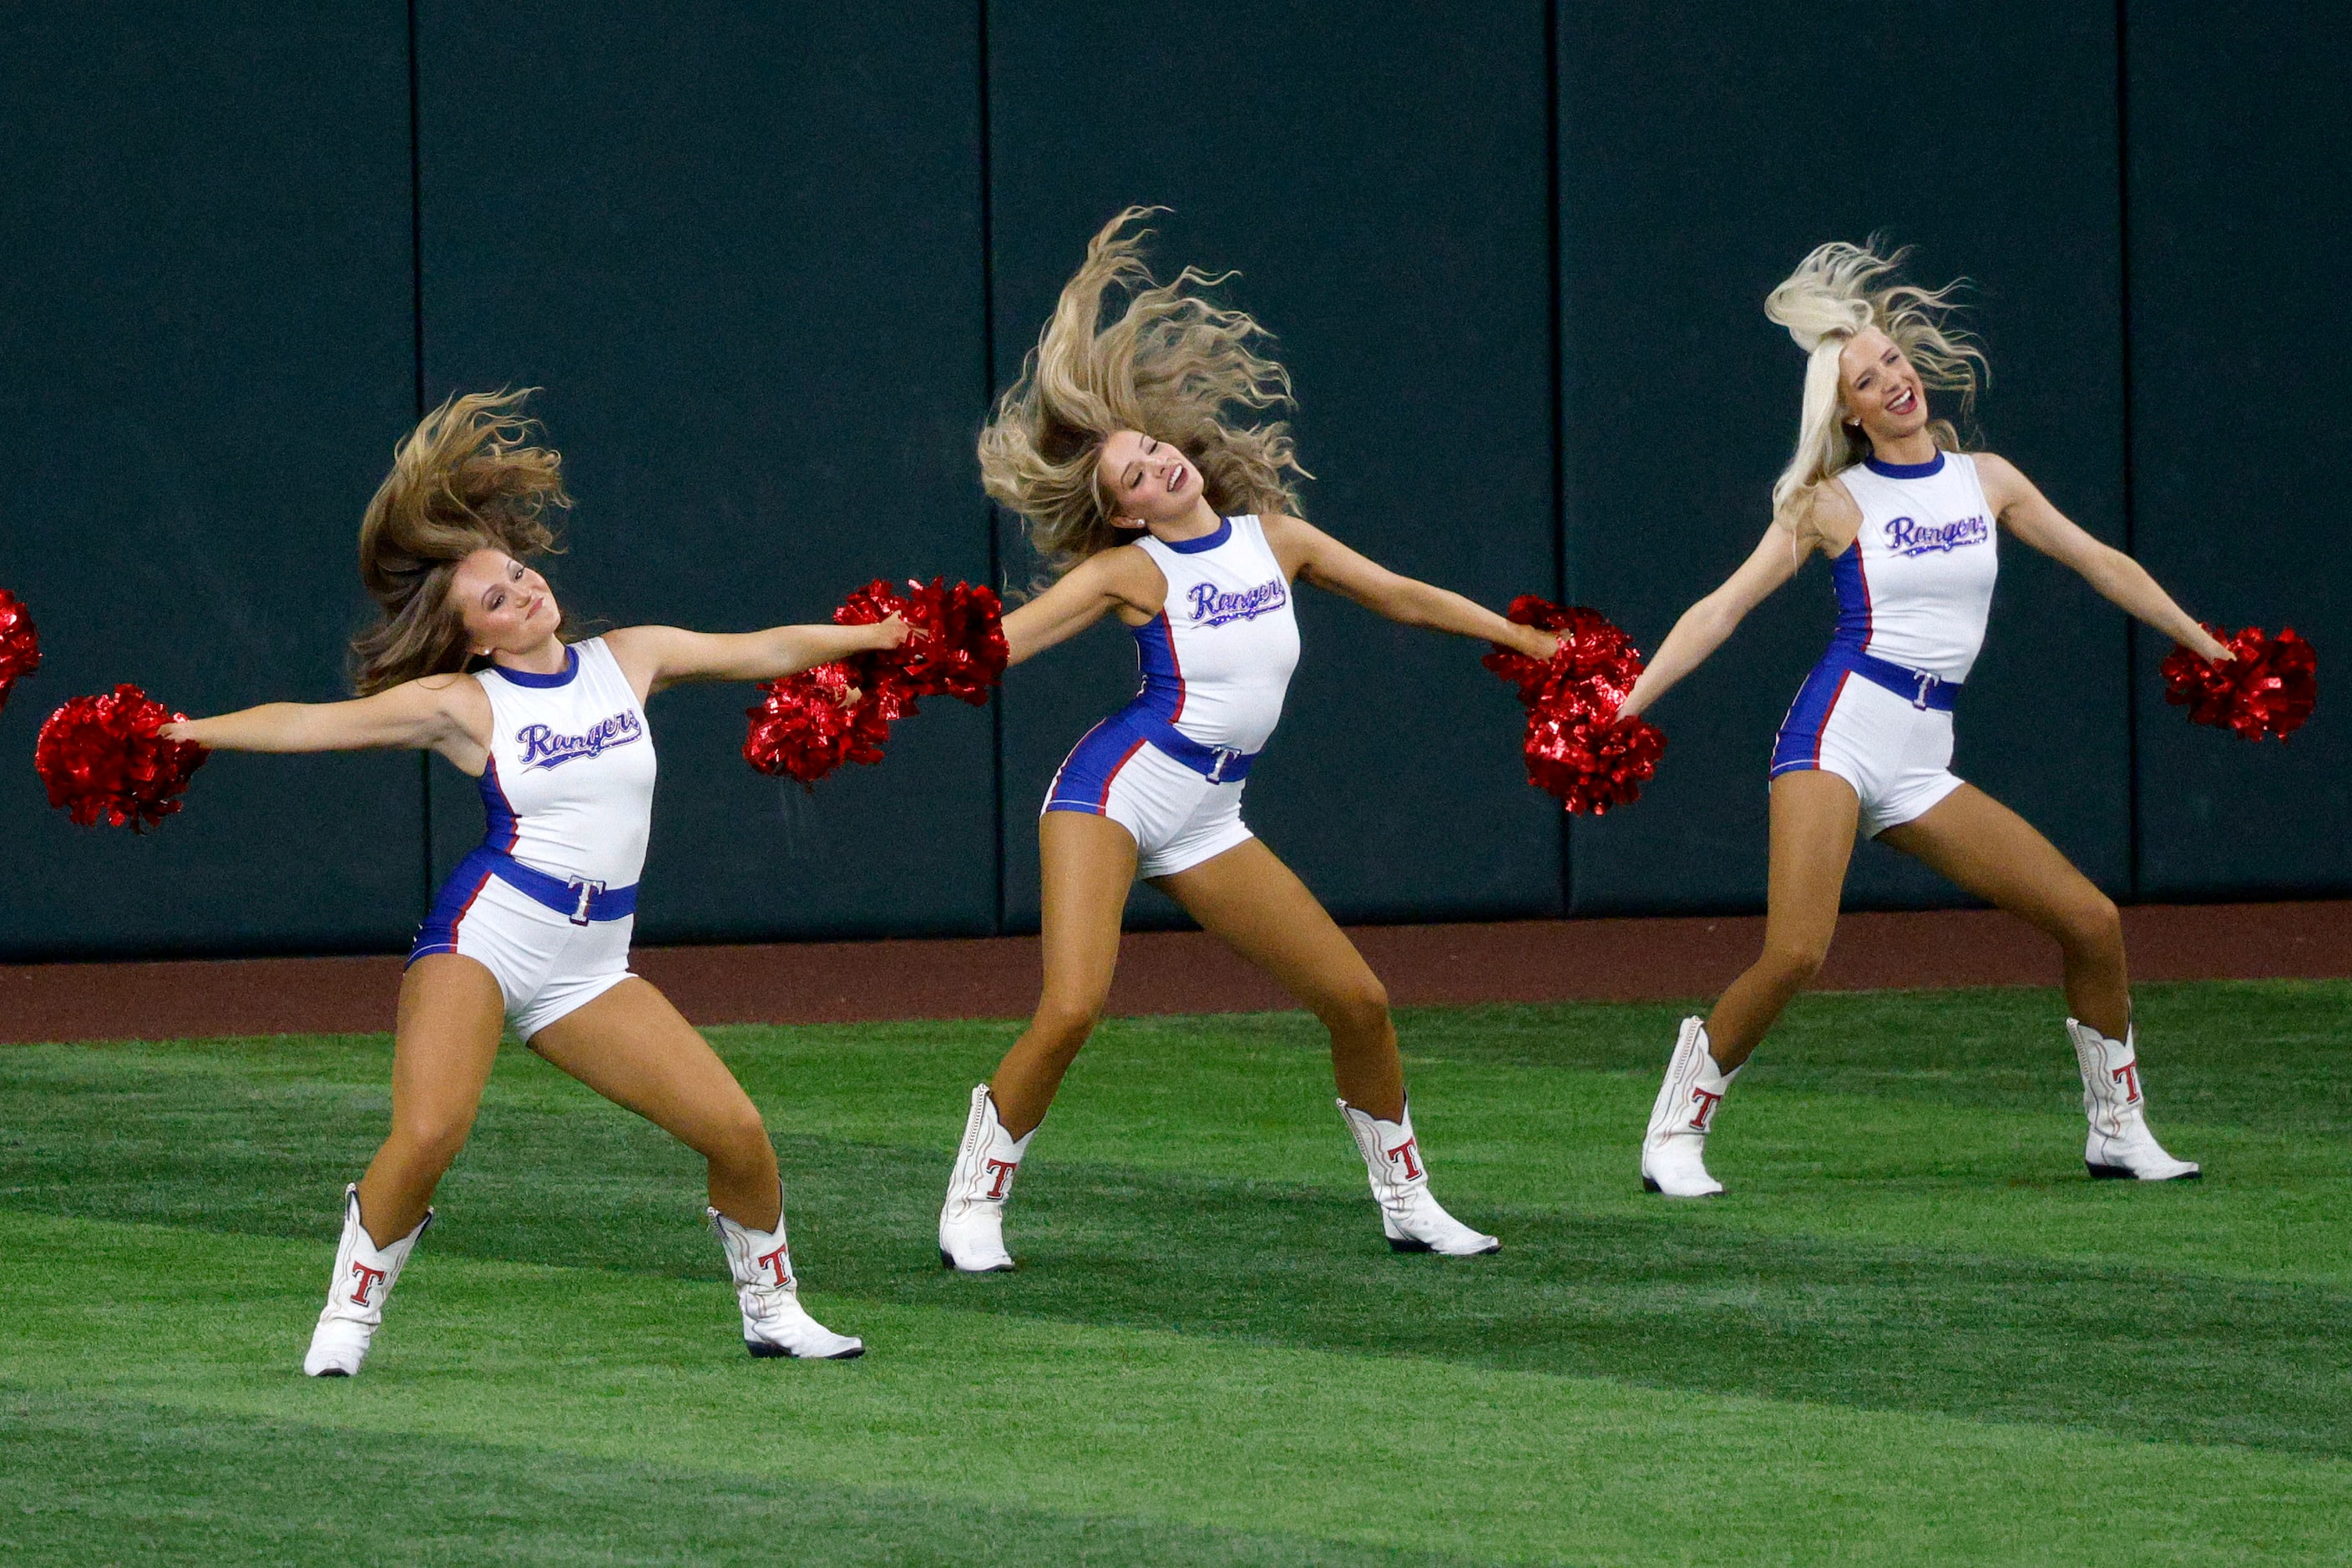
left=162, top=392, right=898, bottom=1370
left=1616, top=243, right=2226, bottom=1196
left=935, top=209, right=1559, bottom=1271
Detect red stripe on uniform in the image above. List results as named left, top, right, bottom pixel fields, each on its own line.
left=1098, top=738, right=1147, bottom=810
left=1813, top=670, right=1854, bottom=766
left=1160, top=618, right=1186, bottom=723
left=1854, top=548, right=1874, bottom=655
left=447, top=870, right=493, bottom=948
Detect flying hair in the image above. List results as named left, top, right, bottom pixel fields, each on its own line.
left=1763, top=240, right=1986, bottom=547
left=350, top=388, right=574, bottom=695
left=978, top=206, right=1308, bottom=582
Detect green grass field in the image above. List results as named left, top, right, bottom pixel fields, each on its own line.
left=3, top=979, right=2349, bottom=1564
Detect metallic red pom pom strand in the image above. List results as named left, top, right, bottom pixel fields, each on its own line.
left=2159, top=625, right=2318, bottom=741
left=743, top=579, right=1009, bottom=788
left=836, top=576, right=1011, bottom=707
left=743, top=663, right=890, bottom=787
left=1484, top=594, right=1666, bottom=815
left=34, top=682, right=210, bottom=832
left=0, top=589, right=40, bottom=712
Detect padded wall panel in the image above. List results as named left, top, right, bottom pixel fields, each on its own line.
left=1560, top=0, right=2132, bottom=915
left=0, top=4, right=421, bottom=959
left=2126, top=1, right=2351, bottom=897
left=417, top=1, right=995, bottom=940
left=989, top=0, right=1560, bottom=931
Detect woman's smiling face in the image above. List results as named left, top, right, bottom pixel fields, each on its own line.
left=1838, top=327, right=1931, bottom=446
left=449, top=549, right=559, bottom=655
left=1097, top=430, right=1201, bottom=529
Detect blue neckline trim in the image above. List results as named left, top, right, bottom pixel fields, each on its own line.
left=1864, top=451, right=1946, bottom=479
left=1159, top=517, right=1232, bottom=554
left=490, top=644, right=579, bottom=688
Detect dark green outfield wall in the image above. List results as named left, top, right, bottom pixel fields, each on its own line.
left=0, top=3, right=2339, bottom=959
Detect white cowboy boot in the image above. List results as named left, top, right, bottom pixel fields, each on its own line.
left=710, top=1196, right=863, bottom=1359
left=938, top=1085, right=1032, bottom=1272
left=304, top=1184, right=430, bottom=1377
left=2068, top=1019, right=2200, bottom=1181
left=1338, top=1098, right=1500, bottom=1256
left=1642, top=1017, right=1741, bottom=1197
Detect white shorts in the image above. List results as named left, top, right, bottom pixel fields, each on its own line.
left=1771, top=657, right=1965, bottom=838
left=1043, top=717, right=1255, bottom=878
left=410, top=861, right=637, bottom=1039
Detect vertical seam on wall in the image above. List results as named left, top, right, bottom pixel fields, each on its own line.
left=1545, top=0, right=1571, bottom=914
left=978, top=0, right=1004, bottom=934
left=408, top=0, right=433, bottom=918
left=2115, top=0, right=2141, bottom=902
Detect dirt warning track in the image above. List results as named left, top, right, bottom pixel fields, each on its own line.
left=3, top=899, right=2344, bottom=1046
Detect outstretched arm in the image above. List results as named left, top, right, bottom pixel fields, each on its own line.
left=1617, top=523, right=1809, bottom=720
left=999, top=549, right=1164, bottom=667
left=1977, top=453, right=2231, bottom=661
left=605, top=615, right=913, bottom=699
left=1262, top=514, right=1557, bottom=660
left=161, top=675, right=487, bottom=758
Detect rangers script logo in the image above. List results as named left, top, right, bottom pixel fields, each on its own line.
left=1186, top=579, right=1287, bottom=628
left=1884, top=513, right=1990, bottom=557
left=515, top=710, right=644, bottom=770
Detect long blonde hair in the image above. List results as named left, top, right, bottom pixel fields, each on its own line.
left=1764, top=240, right=1985, bottom=544
left=978, top=206, right=1308, bottom=579
left=351, top=389, right=572, bottom=694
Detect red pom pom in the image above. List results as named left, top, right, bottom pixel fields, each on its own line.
left=34, top=683, right=209, bottom=831
left=742, top=663, right=891, bottom=788
left=746, top=577, right=1009, bottom=787
left=1481, top=595, right=1646, bottom=712
left=0, top=589, right=39, bottom=712
left=1485, top=595, right=1665, bottom=813
left=836, top=576, right=1009, bottom=706
left=2161, top=625, right=2318, bottom=741
left=1523, top=695, right=1667, bottom=816
left=893, top=577, right=1010, bottom=705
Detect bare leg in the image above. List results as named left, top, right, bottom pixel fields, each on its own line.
left=988, top=811, right=1140, bottom=1138
left=528, top=978, right=782, bottom=1227
left=353, top=954, right=506, bottom=1246
left=1878, top=784, right=2129, bottom=1037
left=1704, top=771, right=1862, bottom=1071
left=1153, top=838, right=1404, bottom=1120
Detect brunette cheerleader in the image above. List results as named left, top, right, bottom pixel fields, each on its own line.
left=1616, top=243, right=2225, bottom=1196
left=163, top=392, right=901, bottom=1369
left=935, top=209, right=1558, bottom=1271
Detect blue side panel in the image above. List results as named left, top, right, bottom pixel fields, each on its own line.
left=477, top=758, right=518, bottom=852
left=1769, top=660, right=1851, bottom=776
left=1130, top=615, right=1186, bottom=722
left=1829, top=542, right=1873, bottom=652
left=410, top=846, right=499, bottom=963
left=1043, top=719, right=1146, bottom=816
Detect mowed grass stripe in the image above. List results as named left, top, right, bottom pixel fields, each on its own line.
left=7, top=984, right=2348, bottom=1287
left=0, top=1388, right=1469, bottom=1568
left=7, top=1211, right=2349, bottom=1568
left=6, top=1068, right=2349, bottom=1455
left=1387, top=982, right=2352, bottom=1130
left=7, top=993, right=2352, bottom=1454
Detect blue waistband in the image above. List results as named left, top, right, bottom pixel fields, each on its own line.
left=463, top=846, right=639, bottom=924
left=1113, top=701, right=1257, bottom=781
left=1827, top=643, right=1961, bottom=711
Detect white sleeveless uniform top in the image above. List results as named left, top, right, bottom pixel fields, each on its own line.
left=1127, top=513, right=1302, bottom=754
left=1828, top=451, right=2000, bottom=682
left=473, top=637, right=658, bottom=888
